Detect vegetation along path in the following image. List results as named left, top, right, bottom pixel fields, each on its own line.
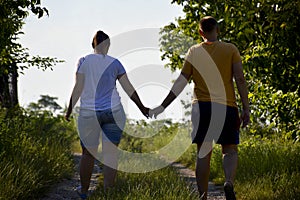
left=40, top=153, right=101, bottom=200
left=40, top=153, right=224, bottom=200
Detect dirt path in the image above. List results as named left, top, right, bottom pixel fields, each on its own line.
left=39, top=153, right=101, bottom=200
left=171, top=162, right=225, bottom=200
left=40, top=154, right=224, bottom=200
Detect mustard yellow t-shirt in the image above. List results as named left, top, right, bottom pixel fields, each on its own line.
left=182, top=41, right=241, bottom=107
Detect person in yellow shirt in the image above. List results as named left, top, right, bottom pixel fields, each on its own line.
left=150, top=16, right=250, bottom=200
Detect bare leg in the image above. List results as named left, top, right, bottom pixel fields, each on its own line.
left=102, top=141, right=119, bottom=189
left=196, top=142, right=213, bottom=200
left=222, top=144, right=238, bottom=184
left=80, top=148, right=95, bottom=195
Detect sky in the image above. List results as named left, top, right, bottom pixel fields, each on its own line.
left=19, top=0, right=193, bottom=120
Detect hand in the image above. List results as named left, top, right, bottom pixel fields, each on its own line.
left=139, top=106, right=150, bottom=118
left=241, top=109, right=250, bottom=128
left=149, top=105, right=165, bottom=119
left=64, top=111, right=71, bottom=122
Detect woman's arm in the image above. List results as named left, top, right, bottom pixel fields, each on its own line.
left=65, top=73, right=85, bottom=121
left=118, top=73, right=149, bottom=118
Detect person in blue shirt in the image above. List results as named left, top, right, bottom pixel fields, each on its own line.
left=65, top=30, right=149, bottom=199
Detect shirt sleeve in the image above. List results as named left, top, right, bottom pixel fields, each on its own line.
left=76, top=57, right=86, bottom=74
left=115, top=59, right=126, bottom=76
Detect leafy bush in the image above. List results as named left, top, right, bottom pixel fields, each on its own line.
left=246, top=81, right=300, bottom=141
left=0, top=107, right=77, bottom=199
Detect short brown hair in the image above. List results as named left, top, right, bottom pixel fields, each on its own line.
left=92, top=30, right=110, bottom=49
left=199, top=16, right=218, bottom=33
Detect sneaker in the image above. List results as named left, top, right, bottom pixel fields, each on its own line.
left=224, top=181, right=236, bottom=200
left=76, top=186, right=88, bottom=199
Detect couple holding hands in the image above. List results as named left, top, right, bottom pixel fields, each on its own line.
left=65, top=16, right=249, bottom=200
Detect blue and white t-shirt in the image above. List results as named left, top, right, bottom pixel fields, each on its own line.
left=76, top=54, right=126, bottom=111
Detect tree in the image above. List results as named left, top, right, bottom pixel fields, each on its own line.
left=0, top=0, right=62, bottom=108
left=160, top=0, right=300, bottom=139
left=28, top=94, right=62, bottom=113
left=160, top=0, right=300, bottom=93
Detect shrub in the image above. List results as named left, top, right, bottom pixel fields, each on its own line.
left=0, top=107, right=77, bottom=199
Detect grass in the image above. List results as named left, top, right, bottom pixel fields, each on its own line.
left=174, top=130, right=300, bottom=199
left=89, top=120, right=199, bottom=199
left=235, top=135, right=300, bottom=199
left=72, top=139, right=82, bottom=153
left=2, top=110, right=299, bottom=200
left=117, top=120, right=300, bottom=199
left=0, top=108, right=77, bottom=199
left=89, top=166, right=198, bottom=200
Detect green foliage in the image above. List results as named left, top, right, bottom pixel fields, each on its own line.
left=0, top=0, right=57, bottom=71
left=235, top=134, right=300, bottom=199
left=247, top=82, right=300, bottom=140
left=0, top=107, right=77, bottom=199
left=116, top=119, right=300, bottom=199
left=174, top=127, right=300, bottom=199
left=91, top=120, right=197, bottom=199
left=90, top=167, right=198, bottom=200
left=160, top=0, right=300, bottom=139
left=28, top=94, right=63, bottom=113
left=0, top=0, right=63, bottom=108
left=161, top=0, right=300, bottom=92
left=120, top=119, right=178, bottom=153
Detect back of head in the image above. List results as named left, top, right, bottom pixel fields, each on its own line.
left=199, top=16, right=218, bottom=33
left=92, top=30, right=110, bottom=53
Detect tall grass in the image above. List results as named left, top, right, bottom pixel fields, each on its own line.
left=117, top=120, right=300, bottom=199
left=90, top=167, right=198, bottom=200
left=88, top=120, right=199, bottom=199
left=173, top=128, right=300, bottom=199
left=235, top=135, right=300, bottom=199
left=0, top=108, right=77, bottom=199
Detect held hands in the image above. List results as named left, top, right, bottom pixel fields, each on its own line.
left=149, top=105, right=165, bottom=119
left=139, top=105, right=150, bottom=118
left=139, top=105, right=165, bottom=119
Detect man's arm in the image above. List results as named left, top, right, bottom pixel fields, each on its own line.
left=118, top=73, right=149, bottom=118
left=233, top=61, right=250, bottom=127
left=65, top=73, right=85, bottom=121
left=149, top=72, right=191, bottom=118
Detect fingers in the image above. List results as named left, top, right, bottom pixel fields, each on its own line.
left=149, top=109, right=157, bottom=119
left=242, top=117, right=250, bottom=128
left=64, top=115, right=70, bottom=122
left=143, top=107, right=150, bottom=118
left=241, top=111, right=250, bottom=128
left=149, top=106, right=165, bottom=119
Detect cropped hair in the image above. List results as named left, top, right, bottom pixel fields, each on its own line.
left=199, top=16, right=218, bottom=33
left=92, top=30, right=110, bottom=49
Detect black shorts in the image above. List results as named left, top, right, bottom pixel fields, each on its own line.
left=191, top=101, right=240, bottom=144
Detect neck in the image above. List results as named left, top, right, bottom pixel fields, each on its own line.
left=204, top=37, right=218, bottom=42
left=94, top=50, right=107, bottom=55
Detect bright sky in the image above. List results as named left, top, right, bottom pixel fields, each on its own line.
left=19, top=0, right=192, bottom=120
